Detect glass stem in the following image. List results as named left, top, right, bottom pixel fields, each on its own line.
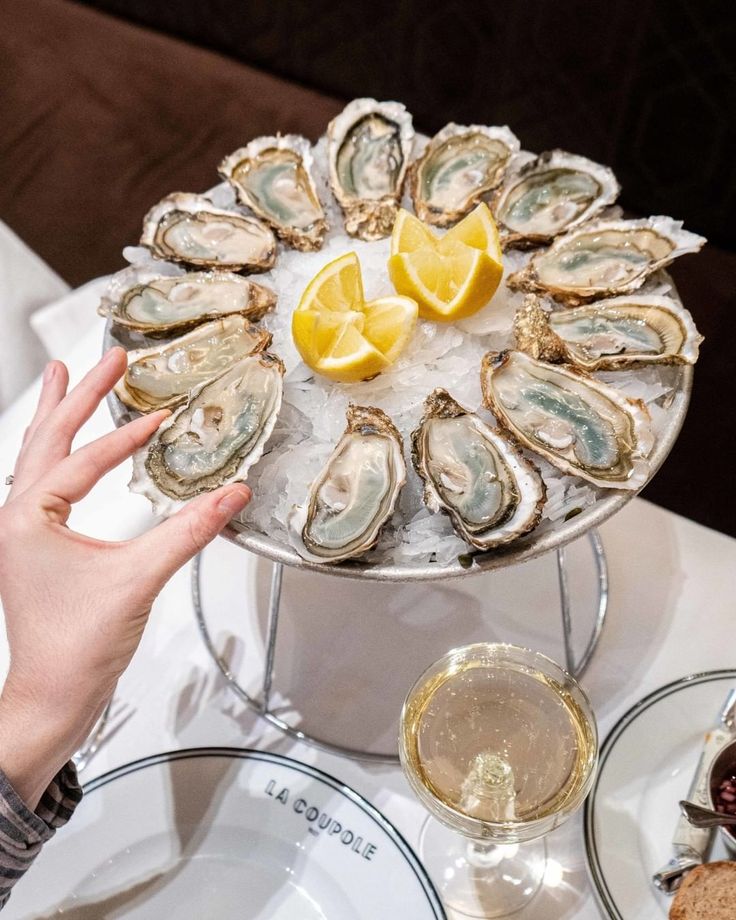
left=465, top=838, right=505, bottom=869
left=469, top=841, right=496, bottom=856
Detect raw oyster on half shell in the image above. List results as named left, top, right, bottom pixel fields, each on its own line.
left=98, top=267, right=276, bottom=336
left=327, top=98, right=414, bottom=240
left=114, top=316, right=272, bottom=413
left=412, top=389, right=545, bottom=550
left=218, top=135, right=327, bottom=251
left=513, top=293, right=702, bottom=371
left=140, top=193, right=277, bottom=272
left=507, top=216, right=705, bottom=305
left=493, top=150, right=620, bottom=247
left=409, top=123, right=520, bottom=226
left=481, top=350, right=654, bottom=490
left=289, top=405, right=406, bottom=563
left=131, top=351, right=284, bottom=515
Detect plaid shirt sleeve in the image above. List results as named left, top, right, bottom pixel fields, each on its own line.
left=0, top=762, right=82, bottom=909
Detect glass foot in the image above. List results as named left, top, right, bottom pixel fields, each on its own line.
left=419, top=817, right=546, bottom=918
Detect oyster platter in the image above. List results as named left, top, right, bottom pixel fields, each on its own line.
left=101, top=98, right=705, bottom=577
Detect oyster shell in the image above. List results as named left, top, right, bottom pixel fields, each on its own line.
left=131, top=351, right=284, bottom=515
left=327, top=98, right=414, bottom=241
left=140, top=193, right=277, bottom=272
left=514, top=293, right=702, bottom=370
left=512, top=295, right=569, bottom=364
left=493, top=150, right=620, bottom=247
left=288, top=405, right=405, bottom=563
left=480, top=350, right=654, bottom=490
left=412, top=389, right=545, bottom=550
left=218, top=135, right=327, bottom=251
left=409, top=123, right=520, bottom=226
left=114, top=316, right=272, bottom=414
left=98, top=267, right=276, bottom=336
left=507, top=216, right=706, bottom=305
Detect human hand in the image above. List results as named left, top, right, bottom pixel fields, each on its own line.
left=0, top=348, right=251, bottom=809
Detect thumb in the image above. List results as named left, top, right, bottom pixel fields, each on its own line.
left=130, top=484, right=252, bottom=589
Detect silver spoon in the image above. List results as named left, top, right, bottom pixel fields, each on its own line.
left=679, top=799, right=736, bottom=828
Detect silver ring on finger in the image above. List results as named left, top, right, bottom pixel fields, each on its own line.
left=5, top=474, right=14, bottom=486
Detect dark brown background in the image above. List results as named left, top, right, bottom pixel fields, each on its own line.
left=1, top=0, right=734, bottom=534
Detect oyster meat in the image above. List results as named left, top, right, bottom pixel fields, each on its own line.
left=481, top=350, right=654, bottom=490
left=327, top=98, right=414, bottom=240
left=98, top=267, right=276, bottom=336
left=218, top=135, right=327, bottom=251
left=507, top=216, right=706, bottom=304
left=289, top=405, right=405, bottom=563
left=114, top=316, right=272, bottom=414
left=140, top=193, right=277, bottom=272
left=412, top=389, right=545, bottom=550
left=493, top=150, right=620, bottom=247
left=131, top=351, right=284, bottom=515
left=409, top=123, right=520, bottom=226
left=514, top=293, right=702, bottom=370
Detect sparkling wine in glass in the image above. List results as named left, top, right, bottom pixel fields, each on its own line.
left=399, top=643, right=598, bottom=918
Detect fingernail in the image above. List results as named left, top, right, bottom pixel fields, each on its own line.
left=217, top=485, right=252, bottom=517
left=102, top=347, right=124, bottom=366
left=43, top=362, right=56, bottom=384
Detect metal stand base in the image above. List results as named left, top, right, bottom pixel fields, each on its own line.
left=193, top=531, right=608, bottom=765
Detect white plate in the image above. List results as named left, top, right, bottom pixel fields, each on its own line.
left=6, top=748, right=445, bottom=919
left=584, top=670, right=736, bottom=919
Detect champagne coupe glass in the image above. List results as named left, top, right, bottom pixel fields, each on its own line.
left=399, top=643, right=598, bottom=918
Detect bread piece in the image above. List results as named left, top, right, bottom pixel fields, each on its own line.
left=670, top=860, right=736, bottom=919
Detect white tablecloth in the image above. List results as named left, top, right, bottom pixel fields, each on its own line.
left=1, top=277, right=735, bottom=920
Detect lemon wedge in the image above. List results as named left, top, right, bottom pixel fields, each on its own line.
left=441, top=202, right=503, bottom=258
left=388, top=203, right=504, bottom=322
left=292, top=252, right=418, bottom=382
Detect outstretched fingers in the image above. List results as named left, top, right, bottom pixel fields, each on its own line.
left=37, top=409, right=170, bottom=509
left=18, top=348, right=128, bottom=487
left=128, top=485, right=252, bottom=591
left=26, top=362, right=70, bottom=443
left=8, top=362, right=70, bottom=498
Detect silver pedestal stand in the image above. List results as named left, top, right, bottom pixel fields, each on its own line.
left=184, top=358, right=691, bottom=765
left=192, top=529, right=608, bottom=765
left=102, top=318, right=692, bottom=767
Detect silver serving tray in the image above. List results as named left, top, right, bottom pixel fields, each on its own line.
left=104, top=305, right=692, bottom=584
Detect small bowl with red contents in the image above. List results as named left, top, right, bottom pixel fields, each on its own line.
left=707, top=737, right=736, bottom=854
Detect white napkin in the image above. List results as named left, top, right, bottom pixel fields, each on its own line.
left=0, top=221, right=69, bottom=409
left=30, top=276, right=110, bottom=360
